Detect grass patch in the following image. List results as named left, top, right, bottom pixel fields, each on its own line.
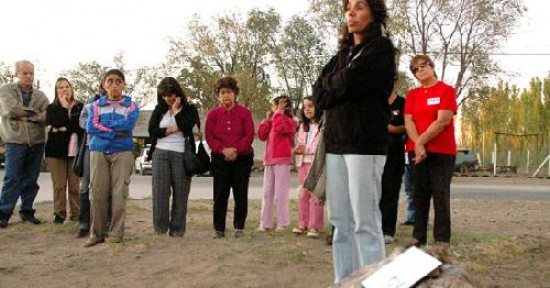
left=39, top=221, right=79, bottom=234
left=110, top=233, right=164, bottom=253
left=127, top=202, right=148, bottom=212
left=451, top=237, right=529, bottom=274
left=452, top=231, right=504, bottom=244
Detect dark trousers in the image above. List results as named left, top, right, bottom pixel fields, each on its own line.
left=410, top=152, right=455, bottom=245
left=78, top=146, right=91, bottom=229
left=379, top=152, right=405, bottom=237
left=211, top=153, right=253, bottom=232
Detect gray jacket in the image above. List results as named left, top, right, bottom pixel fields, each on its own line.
left=0, top=82, right=49, bottom=145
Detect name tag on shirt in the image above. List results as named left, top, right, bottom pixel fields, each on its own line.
left=427, top=97, right=440, bottom=106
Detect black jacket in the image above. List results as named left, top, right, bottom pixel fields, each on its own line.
left=312, top=31, right=396, bottom=155
left=147, top=102, right=200, bottom=161
left=45, top=102, right=84, bottom=158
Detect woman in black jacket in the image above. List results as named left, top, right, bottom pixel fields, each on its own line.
left=312, top=0, right=397, bottom=283
left=45, top=77, right=84, bottom=224
left=147, top=77, right=199, bottom=237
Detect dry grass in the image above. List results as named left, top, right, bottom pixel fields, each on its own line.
left=0, top=198, right=548, bottom=287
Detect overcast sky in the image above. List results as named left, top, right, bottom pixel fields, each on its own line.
left=0, top=0, right=548, bottom=96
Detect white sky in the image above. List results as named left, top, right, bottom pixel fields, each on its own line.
left=494, top=0, right=550, bottom=88
left=0, top=0, right=548, bottom=97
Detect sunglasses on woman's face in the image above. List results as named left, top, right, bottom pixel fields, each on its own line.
left=410, top=62, right=430, bottom=74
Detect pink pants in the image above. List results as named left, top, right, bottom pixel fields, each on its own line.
left=260, top=164, right=291, bottom=229
left=297, top=164, right=324, bottom=230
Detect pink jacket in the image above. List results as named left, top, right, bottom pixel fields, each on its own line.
left=258, top=110, right=296, bottom=165
left=294, top=122, right=321, bottom=167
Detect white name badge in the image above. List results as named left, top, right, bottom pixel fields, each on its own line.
left=427, top=97, right=440, bottom=105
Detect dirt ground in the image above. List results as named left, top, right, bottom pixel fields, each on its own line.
left=0, top=177, right=549, bottom=288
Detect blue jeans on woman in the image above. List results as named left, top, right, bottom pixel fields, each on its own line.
left=326, top=153, right=386, bottom=284
left=0, top=143, right=45, bottom=217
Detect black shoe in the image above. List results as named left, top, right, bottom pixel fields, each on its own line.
left=0, top=211, right=9, bottom=228
left=19, top=210, right=42, bottom=225
left=53, top=214, right=65, bottom=224
left=234, top=229, right=244, bottom=238
left=169, top=231, right=184, bottom=237
left=212, top=231, right=225, bottom=239
left=75, top=229, right=89, bottom=238
left=400, top=220, right=414, bottom=226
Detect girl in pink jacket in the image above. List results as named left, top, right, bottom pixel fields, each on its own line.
left=257, top=95, right=296, bottom=232
left=292, top=96, right=324, bottom=238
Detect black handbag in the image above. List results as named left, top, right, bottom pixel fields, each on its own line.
left=72, top=133, right=87, bottom=177
left=183, top=125, right=211, bottom=176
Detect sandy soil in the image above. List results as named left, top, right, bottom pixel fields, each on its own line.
left=0, top=178, right=549, bottom=288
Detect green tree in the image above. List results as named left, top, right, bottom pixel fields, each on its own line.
left=0, top=62, right=12, bottom=85
left=63, top=61, right=108, bottom=102
left=63, top=54, right=155, bottom=108
left=542, top=75, right=550, bottom=151
left=308, top=0, right=345, bottom=51
left=271, top=15, right=326, bottom=110
left=167, top=10, right=276, bottom=114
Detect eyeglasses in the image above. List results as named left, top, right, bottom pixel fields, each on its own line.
left=410, top=62, right=430, bottom=74
left=163, top=94, right=177, bottom=98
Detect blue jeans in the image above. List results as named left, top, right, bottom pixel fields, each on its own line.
left=326, top=153, right=386, bottom=284
left=0, top=143, right=45, bottom=216
left=404, top=164, right=415, bottom=223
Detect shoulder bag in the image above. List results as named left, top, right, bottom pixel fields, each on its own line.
left=183, top=122, right=211, bottom=176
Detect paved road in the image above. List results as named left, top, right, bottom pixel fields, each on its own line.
left=1, top=171, right=548, bottom=203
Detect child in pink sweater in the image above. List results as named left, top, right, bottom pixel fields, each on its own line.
left=257, top=95, right=296, bottom=232
left=292, top=96, right=324, bottom=237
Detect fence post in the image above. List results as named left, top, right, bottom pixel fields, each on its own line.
left=526, top=150, right=530, bottom=175
left=493, top=143, right=497, bottom=176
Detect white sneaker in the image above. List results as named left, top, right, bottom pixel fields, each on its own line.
left=384, top=235, right=395, bottom=244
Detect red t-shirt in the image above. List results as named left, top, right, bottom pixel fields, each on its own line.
left=404, top=81, right=457, bottom=155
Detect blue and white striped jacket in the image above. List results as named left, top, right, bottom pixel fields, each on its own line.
left=87, top=95, right=139, bottom=154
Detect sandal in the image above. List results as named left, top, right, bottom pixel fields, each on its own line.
left=292, top=227, right=306, bottom=234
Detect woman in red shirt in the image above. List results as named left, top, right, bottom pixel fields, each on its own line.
left=404, top=54, right=457, bottom=248
left=205, top=76, right=255, bottom=239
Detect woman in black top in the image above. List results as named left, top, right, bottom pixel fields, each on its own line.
left=312, top=0, right=397, bottom=283
left=45, top=77, right=84, bottom=223
left=147, top=77, right=199, bottom=237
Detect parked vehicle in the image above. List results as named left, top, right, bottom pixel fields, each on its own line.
left=135, top=145, right=152, bottom=175
left=455, top=148, right=478, bottom=174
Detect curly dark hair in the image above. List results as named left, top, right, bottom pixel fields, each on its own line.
left=214, top=76, right=240, bottom=96
left=156, top=77, right=188, bottom=110
left=341, top=0, right=389, bottom=26
left=341, top=0, right=390, bottom=47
